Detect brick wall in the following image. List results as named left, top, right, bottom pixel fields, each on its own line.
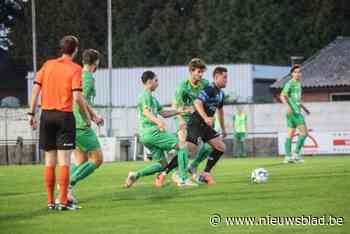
left=302, top=92, right=330, bottom=102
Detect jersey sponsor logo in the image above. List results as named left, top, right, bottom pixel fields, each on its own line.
left=63, top=143, right=74, bottom=146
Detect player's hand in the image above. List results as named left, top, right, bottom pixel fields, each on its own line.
left=93, top=116, right=104, bottom=126
left=287, top=106, right=293, bottom=114
left=157, top=121, right=166, bottom=132
left=28, top=115, right=38, bottom=130
left=221, top=129, right=227, bottom=138
left=204, top=117, right=214, bottom=127
left=179, top=119, right=187, bottom=131
left=304, top=108, right=310, bottom=115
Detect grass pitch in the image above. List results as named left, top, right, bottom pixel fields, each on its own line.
left=0, top=156, right=349, bottom=234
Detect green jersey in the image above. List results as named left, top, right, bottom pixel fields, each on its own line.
left=233, top=113, right=247, bottom=133
left=74, top=71, right=96, bottom=129
left=281, top=79, right=302, bottom=114
left=174, top=79, right=209, bottom=122
left=138, top=90, right=163, bottom=135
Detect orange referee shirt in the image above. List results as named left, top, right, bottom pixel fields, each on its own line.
left=35, top=57, right=82, bottom=112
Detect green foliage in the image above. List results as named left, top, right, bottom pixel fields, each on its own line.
left=9, top=0, right=350, bottom=69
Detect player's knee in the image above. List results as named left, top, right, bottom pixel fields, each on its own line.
left=213, top=142, right=225, bottom=153
left=95, top=158, right=103, bottom=168
left=159, top=160, right=167, bottom=168
left=91, top=151, right=103, bottom=167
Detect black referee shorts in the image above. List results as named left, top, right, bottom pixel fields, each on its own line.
left=39, top=110, right=76, bottom=151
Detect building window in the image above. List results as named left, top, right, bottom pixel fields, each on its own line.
left=330, top=93, right=350, bottom=101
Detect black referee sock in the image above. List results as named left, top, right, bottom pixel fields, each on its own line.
left=204, top=149, right=224, bottom=173
left=165, top=155, right=178, bottom=174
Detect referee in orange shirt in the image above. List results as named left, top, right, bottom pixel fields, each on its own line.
left=28, top=35, right=91, bottom=211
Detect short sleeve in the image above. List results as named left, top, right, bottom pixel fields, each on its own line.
left=197, top=86, right=214, bottom=103
left=72, top=68, right=82, bottom=91
left=141, top=92, right=153, bottom=110
left=174, top=84, right=185, bottom=107
left=281, top=81, right=291, bottom=96
left=82, top=75, right=94, bottom=97
left=34, top=63, right=46, bottom=86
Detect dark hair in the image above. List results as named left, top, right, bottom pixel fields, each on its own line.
left=60, top=35, right=79, bottom=55
left=188, top=58, right=206, bottom=71
left=213, top=66, right=228, bottom=77
left=290, top=64, right=301, bottom=74
left=82, top=49, right=100, bottom=65
left=141, top=70, right=156, bottom=84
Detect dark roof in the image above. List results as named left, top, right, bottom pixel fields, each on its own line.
left=271, top=36, right=350, bottom=89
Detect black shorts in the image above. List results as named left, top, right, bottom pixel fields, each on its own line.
left=39, top=110, right=76, bottom=151
left=186, top=114, right=220, bottom=145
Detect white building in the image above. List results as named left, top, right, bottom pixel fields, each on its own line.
left=27, top=64, right=290, bottom=106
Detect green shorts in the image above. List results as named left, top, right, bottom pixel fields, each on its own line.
left=235, top=132, right=246, bottom=142
left=76, top=128, right=101, bottom=152
left=140, top=129, right=179, bottom=162
left=286, top=113, right=305, bottom=129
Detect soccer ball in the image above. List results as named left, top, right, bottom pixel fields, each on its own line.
left=251, top=168, right=268, bottom=183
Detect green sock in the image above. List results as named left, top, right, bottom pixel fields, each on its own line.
left=191, top=143, right=212, bottom=168
left=285, top=137, right=292, bottom=158
left=136, top=163, right=163, bottom=178
left=177, top=148, right=189, bottom=181
left=70, top=161, right=97, bottom=186
left=70, top=163, right=78, bottom=176
left=295, top=135, right=307, bottom=154
left=240, top=142, right=245, bottom=157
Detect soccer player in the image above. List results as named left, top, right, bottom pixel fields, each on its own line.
left=233, top=107, right=248, bottom=157
left=28, top=35, right=92, bottom=210
left=280, top=64, right=310, bottom=163
left=186, top=66, right=228, bottom=185
left=123, top=71, right=197, bottom=188
left=155, top=58, right=213, bottom=186
left=69, top=49, right=104, bottom=203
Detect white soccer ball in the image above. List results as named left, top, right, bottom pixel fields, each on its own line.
left=251, top=168, right=268, bottom=183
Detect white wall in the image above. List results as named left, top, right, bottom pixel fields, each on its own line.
left=27, top=64, right=290, bottom=106
left=1, top=101, right=350, bottom=141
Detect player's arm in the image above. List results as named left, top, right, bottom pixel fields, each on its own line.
left=28, top=83, right=41, bottom=130
left=143, top=107, right=166, bottom=131
left=74, top=91, right=92, bottom=127
left=73, top=70, right=92, bottom=126
left=84, top=100, right=104, bottom=126
left=194, top=99, right=213, bottom=126
left=173, top=87, right=189, bottom=129
left=217, top=107, right=227, bottom=138
left=28, top=65, right=46, bottom=130
left=300, top=103, right=310, bottom=115
left=280, top=83, right=293, bottom=113
left=81, top=75, right=104, bottom=125
left=159, top=108, right=183, bottom=118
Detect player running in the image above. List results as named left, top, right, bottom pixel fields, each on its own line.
left=280, top=64, right=310, bottom=163
left=155, top=58, right=214, bottom=186
left=123, top=70, right=197, bottom=188
left=186, top=66, right=228, bottom=185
